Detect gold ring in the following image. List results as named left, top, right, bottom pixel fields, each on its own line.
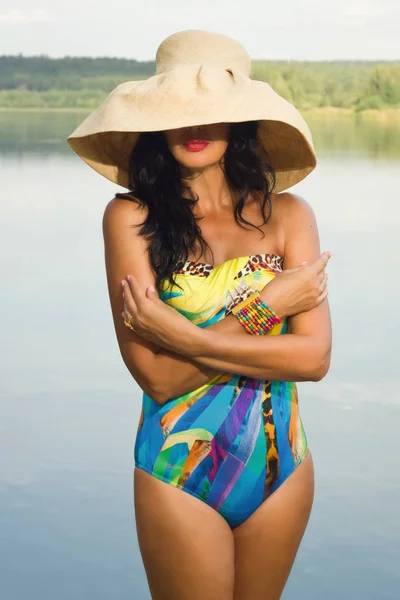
left=124, top=315, right=135, bottom=331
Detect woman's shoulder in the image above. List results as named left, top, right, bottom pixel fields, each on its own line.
left=103, top=193, right=148, bottom=229
left=271, top=191, right=317, bottom=231
left=272, top=190, right=314, bottom=214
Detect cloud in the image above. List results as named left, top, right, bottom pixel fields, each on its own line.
left=0, top=9, right=57, bottom=24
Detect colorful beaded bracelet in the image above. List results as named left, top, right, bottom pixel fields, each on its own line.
left=232, top=291, right=281, bottom=335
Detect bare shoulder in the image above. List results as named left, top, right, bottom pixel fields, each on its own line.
left=270, top=191, right=321, bottom=270
left=102, top=194, right=155, bottom=300
left=272, top=191, right=318, bottom=251
left=102, top=195, right=153, bottom=268
left=102, top=194, right=148, bottom=232
left=272, top=191, right=316, bottom=229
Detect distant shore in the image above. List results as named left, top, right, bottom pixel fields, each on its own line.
left=1, top=106, right=400, bottom=120
left=3, top=56, right=399, bottom=116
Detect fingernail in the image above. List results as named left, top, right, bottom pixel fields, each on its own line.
left=121, top=280, right=125, bottom=286
left=329, top=251, right=334, bottom=257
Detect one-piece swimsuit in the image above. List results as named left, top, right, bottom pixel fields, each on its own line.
left=134, top=253, right=309, bottom=528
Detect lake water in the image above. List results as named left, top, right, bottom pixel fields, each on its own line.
left=1, top=111, right=399, bottom=599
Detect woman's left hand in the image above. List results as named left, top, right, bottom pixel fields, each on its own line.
left=121, top=275, right=202, bottom=355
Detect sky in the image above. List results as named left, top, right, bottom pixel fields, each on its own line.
left=0, top=0, right=399, bottom=61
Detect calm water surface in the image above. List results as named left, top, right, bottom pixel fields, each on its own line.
left=1, top=112, right=399, bottom=599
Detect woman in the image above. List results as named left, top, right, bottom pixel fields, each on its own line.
left=68, top=30, right=332, bottom=600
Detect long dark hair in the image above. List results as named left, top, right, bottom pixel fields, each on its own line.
left=115, top=121, right=276, bottom=293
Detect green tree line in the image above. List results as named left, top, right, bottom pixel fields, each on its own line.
left=0, top=55, right=399, bottom=111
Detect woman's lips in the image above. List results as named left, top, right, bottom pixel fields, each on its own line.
left=183, top=140, right=209, bottom=152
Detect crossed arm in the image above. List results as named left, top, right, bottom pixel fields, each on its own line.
left=152, top=309, right=266, bottom=400
left=103, top=193, right=332, bottom=404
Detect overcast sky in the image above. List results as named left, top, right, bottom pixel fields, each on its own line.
left=1, top=1, right=399, bottom=61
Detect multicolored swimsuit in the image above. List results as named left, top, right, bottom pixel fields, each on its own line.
left=134, top=253, right=309, bottom=528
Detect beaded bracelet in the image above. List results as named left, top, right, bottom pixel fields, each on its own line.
left=232, top=291, right=281, bottom=335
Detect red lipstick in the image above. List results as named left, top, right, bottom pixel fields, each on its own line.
left=183, top=140, right=209, bottom=152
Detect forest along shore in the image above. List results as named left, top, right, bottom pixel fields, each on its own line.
left=1, top=55, right=399, bottom=112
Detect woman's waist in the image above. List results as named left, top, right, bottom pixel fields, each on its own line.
left=141, top=374, right=298, bottom=416
left=136, top=376, right=301, bottom=448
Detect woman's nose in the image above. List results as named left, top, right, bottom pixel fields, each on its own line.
left=185, top=125, right=205, bottom=134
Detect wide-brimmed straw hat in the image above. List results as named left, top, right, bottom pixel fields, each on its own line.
left=67, top=30, right=317, bottom=192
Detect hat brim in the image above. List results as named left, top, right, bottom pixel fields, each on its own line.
left=67, top=75, right=317, bottom=193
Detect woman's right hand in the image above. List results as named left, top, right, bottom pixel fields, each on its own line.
left=259, top=251, right=332, bottom=318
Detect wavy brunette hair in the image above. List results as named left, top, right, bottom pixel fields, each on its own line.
left=115, top=121, right=276, bottom=293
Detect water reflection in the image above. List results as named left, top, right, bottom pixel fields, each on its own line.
left=305, top=111, right=400, bottom=159
left=1, top=112, right=399, bottom=600
left=1, top=110, right=400, bottom=158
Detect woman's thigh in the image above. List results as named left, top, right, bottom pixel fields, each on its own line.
left=232, top=450, right=315, bottom=600
left=134, top=467, right=235, bottom=600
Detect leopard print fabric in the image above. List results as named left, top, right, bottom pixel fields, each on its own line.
left=173, top=261, right=214, bottom=277
left=233, top=254, right=284, bottom=279
left=174, top=253, right=283, bottom=279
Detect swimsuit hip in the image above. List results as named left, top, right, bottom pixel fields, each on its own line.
left=134, top=253, right=309, bottom=528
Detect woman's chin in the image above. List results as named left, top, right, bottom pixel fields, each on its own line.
left=177, top=151, right=224, bottom=171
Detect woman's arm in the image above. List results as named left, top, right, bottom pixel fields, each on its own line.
left=103, top=197, right=251, bottom=402
left=152, top=252, right=330, bottom=400
left=158, top=193, right=332, bottom=384
left=151, top=311, right=258, bottom=399
left=103, top=194, right=331, bottom=404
